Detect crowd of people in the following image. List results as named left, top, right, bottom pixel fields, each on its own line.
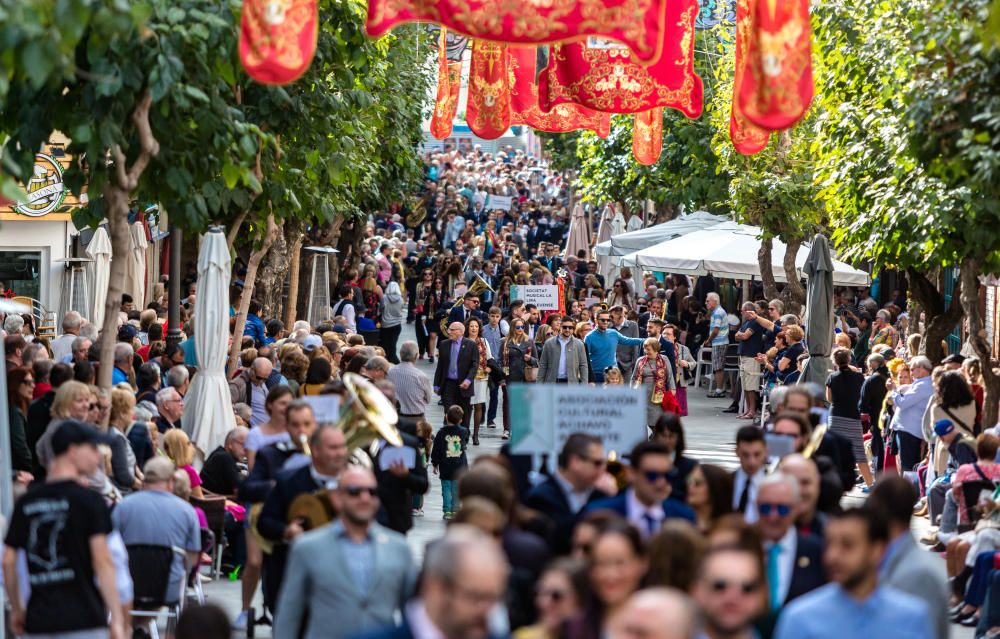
left=0, top=143, right=991, bottom=639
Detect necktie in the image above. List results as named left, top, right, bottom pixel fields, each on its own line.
left=642, top=513, right=658, bottom=538
left=738, top=475, right=752, bottom=513
left=767, top=544, right=783, bottom=610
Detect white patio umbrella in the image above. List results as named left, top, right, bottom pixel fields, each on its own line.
left=595, top=204, right=616, bottom=275
left=595, top=211, right=727, bottom=260
left=564, top=204, right=590, bottom=259
left=622, top=221, right=870, bottom=286
left=602, top=208, right=628, bottom=282
left=626, top=212, right=644, bottom=232
left=124, top=221, right=148, bottom=306
left=85, top=226, right=112, bottom=326
left=184, top=228, right=236, bottom=464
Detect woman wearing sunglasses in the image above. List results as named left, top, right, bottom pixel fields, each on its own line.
left=500, top=320, right=537, bottom=440
left=514, top=558, right=589, bottom=639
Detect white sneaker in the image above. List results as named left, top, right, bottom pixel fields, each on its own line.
left=234, top=610, right=249, bottom=631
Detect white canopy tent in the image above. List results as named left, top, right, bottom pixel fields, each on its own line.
left=595, top=211, right=727, bottom=260
left=620, top=221, right=870, bottom=286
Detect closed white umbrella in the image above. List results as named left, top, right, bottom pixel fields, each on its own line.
left=564, top=204, right=590, bottom=260
left=602, top=208, right=628, bottom=282
left=85, top=226, right=112, bottom=326
left=184, top=228, right=236, bottom=463
left=595, top=204, right=616, bottom=276
left=124, top=221, right=148, bottom=306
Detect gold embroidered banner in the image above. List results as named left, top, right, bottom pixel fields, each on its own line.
left=537, top=0, right=702, bottom=117
left=466, top=40, right=512, bottom=140
left=729, top=0, right=771, bottom=154
left=239, top=0, right=318, bottom=85
left=508, top=47, right=611, bottom=138
left=632, top=108, right=663, bottom=164
left=738, top=0, right=814, bottom=130
left=366, top=0, right=671, bottom=65
left=430, top=29, right=461, bottom=139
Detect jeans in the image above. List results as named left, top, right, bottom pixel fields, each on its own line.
left=441, top=479, right=460, bottom=514
left=487, top=382, right=499, bottom=423
left=966, top=551, right=998, bottom=606
left=940, top=488, right=959, bottom=535
left=594, top=370, right=605, bottom=384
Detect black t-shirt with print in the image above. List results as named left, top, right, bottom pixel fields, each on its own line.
left=4, top=480, right=112, bottom=633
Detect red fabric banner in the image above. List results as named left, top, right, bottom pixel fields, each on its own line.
left=508, top=47, right=611, bottom=138
left=632, top=108, right=663, bottom=165
left=239, top=0, right=318, bottom=85
left=738, top=0, right=813, bottom=130
left=466, top=41, right=512, bottom=140
left=729, top=0, right=771, bottom=154
left=430, top=30, right=461, bottom=139
left=366, top=0, right=671, bottom=65
left=537, top=0, right=702, bottom=117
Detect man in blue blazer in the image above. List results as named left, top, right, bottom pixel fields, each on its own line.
left=583, top=440, right=696, bottom=539
left=447, top=292, right=486, bottom=325
left=353, top=526, right=509, bottom=639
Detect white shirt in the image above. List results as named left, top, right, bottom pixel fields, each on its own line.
left=334, top=298, right=356, bottom=332
left=50, top=333, right=76, bottom=363
left=766, top=527, right=798, bottom=606
left=733, top=467, right=766, bottom=523
left=626, top=489, right=664, bottom=539
left=554, top=471, right=592, bottom=514
left=557, top=336, right=571, bottom=379
left=406, top=601, right=447, bottom=639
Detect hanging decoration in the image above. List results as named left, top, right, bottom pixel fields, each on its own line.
left=239, top=0, right=318, bottom=85
left=738, top=0, right=813, bottom=130
left=366, top=0, right=671, bottom=65
left=508, top=46, right=612, bottom=138
left=632, top=108, right=663, bottom=165
left=466, top=40, right=512, bottom=140
left=538, top=0, right=702, bottom=117
left=729, top=0, right=770, bottom=154
left=429, top=29, right=462, bottom=139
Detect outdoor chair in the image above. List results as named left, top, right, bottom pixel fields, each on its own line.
left=191, top=494, right=227, bottom=579
left=126, top=544, right=189, bottom=639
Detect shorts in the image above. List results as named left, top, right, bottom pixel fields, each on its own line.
left=711, top=344, right=727, bottom=372
left=739, top=356, right=762, bottom=390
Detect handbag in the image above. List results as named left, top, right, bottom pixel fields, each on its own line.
left=524, top=365, right=538, bottom=383
left=661, top=390, right=680, bottom=414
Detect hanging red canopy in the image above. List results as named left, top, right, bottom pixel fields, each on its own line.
left=632, top=108, right=663, bottom=165
left=466, top=41, right=513, bottom=140
left=738, top=0, right=814, bottom=131
left=729, top=0, right=771, bottom=154
left=239, top=0, right=318, bottom=85
left=366, top=0, right=671, bottom=65
left=430, top=29, right=462, bottom=139
left=537, top=0, right=702, bottom=117
left=508, top=47, right=612, bottom=138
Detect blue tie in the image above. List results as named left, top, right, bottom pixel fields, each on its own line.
left=643, top=513, right=658, bottom=538
left=448, top=340, right=460, bottom=380
left=767, top=543, right=783, bottom=610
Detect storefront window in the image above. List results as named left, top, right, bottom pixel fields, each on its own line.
left=0, top=251, right=41, bottom=300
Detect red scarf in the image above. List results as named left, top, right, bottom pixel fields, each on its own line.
left=477, top=338, right=489, bottom=379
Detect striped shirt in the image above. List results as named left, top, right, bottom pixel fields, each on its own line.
left=386, top=362, right=432, bottom=416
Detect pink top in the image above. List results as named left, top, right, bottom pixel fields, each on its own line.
left=181, top=465, right=202, bottom=488
left=194, top=506, right=208, bottom=529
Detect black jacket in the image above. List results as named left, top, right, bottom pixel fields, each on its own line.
left=433, top=338, right=480, bottom=397
left=238, top=442, right=299, bottom=503
left=524, top=475, right=609, bottom=555
left=374, top=432, right=430, bottom=534
left=25, top=391, right=54, bottom=479
left=858, top=366, right=889, bottom=423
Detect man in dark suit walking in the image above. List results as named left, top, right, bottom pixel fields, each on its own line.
left=447, top=292, right=486, bottom=325
left=433, top=322, right=479, bottom=428
left=525, top=433, right=610, bottom=555
left=756, top=471, right=827, bottom=611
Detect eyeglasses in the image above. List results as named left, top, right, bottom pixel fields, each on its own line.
left=537, top=588, right=569, bottom=603
left=513, top=325, right=525, bottom=329
left=579, top=456, right=605, bottom=469
left=88, top=403, right=98, bottom=410
left=768, top=307, right=777, bottom=311
left=344, top=486, right=378, bottom=498
left=758, top=503, right=792, bottom=517
left=23, top=379, right=35, bottom=385
left=597, top=318, right=610, bottom=323
left=643, top=470, right=671, bottom=483
left=708, top=579, right=762, bottom=595
left=561, top=325, right=575, bottom=330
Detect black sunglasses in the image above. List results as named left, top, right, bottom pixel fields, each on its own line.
left=643, top=470, right=671, bottom=483
left=344, top=486, right=378, bottom=498
left=709, top=579, right=761, bottom=595
left=537, top=588, right=568, bottom=602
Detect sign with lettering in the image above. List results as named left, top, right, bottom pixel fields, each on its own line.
left=15, top=153, right=67, bottom=217
left=486, top=195, right=513, bottom=211
left=509, top=384, right=647, bottom=456
left=511, top=284, right=559, bottom=311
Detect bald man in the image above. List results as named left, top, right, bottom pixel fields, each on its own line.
left=432, top=321, right=478, bottom=428
left=609, top=588, right=696, bottom=639
left=229, top=357, right=275, bottom=426
left=779, top=454, right=826, bottom=539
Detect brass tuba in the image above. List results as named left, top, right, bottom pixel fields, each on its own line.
left=440, top=274, right=496, bottom=333
left=803, top=423, right=828, bottom=458
left=405, top=196, right=427, bottom=228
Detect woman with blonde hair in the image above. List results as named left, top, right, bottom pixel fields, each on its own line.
left=163, top=428, right=204, bottom=499
left=33, top=380, right=93, bottom=473
left=107, top=388, right=142, bottom=494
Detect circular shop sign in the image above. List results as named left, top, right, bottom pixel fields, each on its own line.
left=14, top=153, right=67, bottom=217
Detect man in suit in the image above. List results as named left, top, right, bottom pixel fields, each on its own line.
left=538, top=318, right=590, bottom=384
left=609, top=305, right=641, bottom=376
left=732, top=425, right=768, bottom=523
left=525, top=433, right=610, bottom=555
left=356, top=526, right=508, bottom=639
left=274, top=466, right=415, bottom=639
left=869, top=477, right=950, bottom=639
left=584, top=441, right=695, bottom=539
left=757, top=472, right=827, bottom=612
left=448, top=291, right=485, bottom=325
left=433, top=322, right=479, bottom=428
left=258, top=421, right=348, bottom=612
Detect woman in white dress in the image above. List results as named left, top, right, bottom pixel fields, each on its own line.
left=466, top=316, right=492, bottom=446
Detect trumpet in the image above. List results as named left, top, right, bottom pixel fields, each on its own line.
left=299, top=432, right=311, bottom=457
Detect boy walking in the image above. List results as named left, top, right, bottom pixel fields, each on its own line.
left=432, top=406, right=469, bottom=520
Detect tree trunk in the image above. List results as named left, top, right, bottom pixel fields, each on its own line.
left=780, top=236, right=805, bottom=315
left=227, top=212, right=279, bottom=373
left=652, top=202, right=678, bottom=225
left=758, top=237, right=779, bottom=301
left=284, top=230, right=303, bottom=328
left=256, top=220, right=291, bottom=319
left=908, top=267, right=963, bottom=365
left=97, top=93, right=159, bottom=393
left=960, top=258, right=1000, bottom=429
left=226, top=209, right=249, bottom=252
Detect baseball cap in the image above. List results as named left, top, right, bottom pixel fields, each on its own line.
left=302, top=334, right=323, bottom=351
left=117, top=324, right=138, bottom=341
left=942, top=354, right=966, bottom=365
left=934, top=419, right=955, bottom=438
left=51, top=420, right=115, bottom=456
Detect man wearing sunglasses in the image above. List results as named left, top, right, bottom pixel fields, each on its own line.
left=274, top=465, right=414, bottom=639
left=692, top=546, right=766, bottom=639
left=583, top=311, right=645, bottom=384
left=756, top=472, right=826, bottom=613
left=584, top=441, right=695, bottom=540
left=538, top=319, right=590, bottom=384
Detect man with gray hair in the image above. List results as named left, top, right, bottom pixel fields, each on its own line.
left=888, top=355, right=935, bottom=471
left=868, top=308, right=898, bottom=350
left=362, top=356, right=391, bottom=382
left=50, top=310, right=83, bottom=362
left=387, top=340, right=432, bottom=433
left=704, top=292, right=730, bottom=397
left=3, top=313, right=24, bottom=337
left=154, top=387, right=184, bottom=434
left=228, top=357, right=274, bottom=426
left=734, top=301, right=766, bottom=420
left=64, top=336, right=92, bottom=365
left=112, top=342, right=134, bottom=387
left=200, top=426, right=249, bottom=496
left=165, top=364, right=190, bottom=397
left=609, top=589, right=696, bottom=639
left=757, top=471, right=827, bottom=611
